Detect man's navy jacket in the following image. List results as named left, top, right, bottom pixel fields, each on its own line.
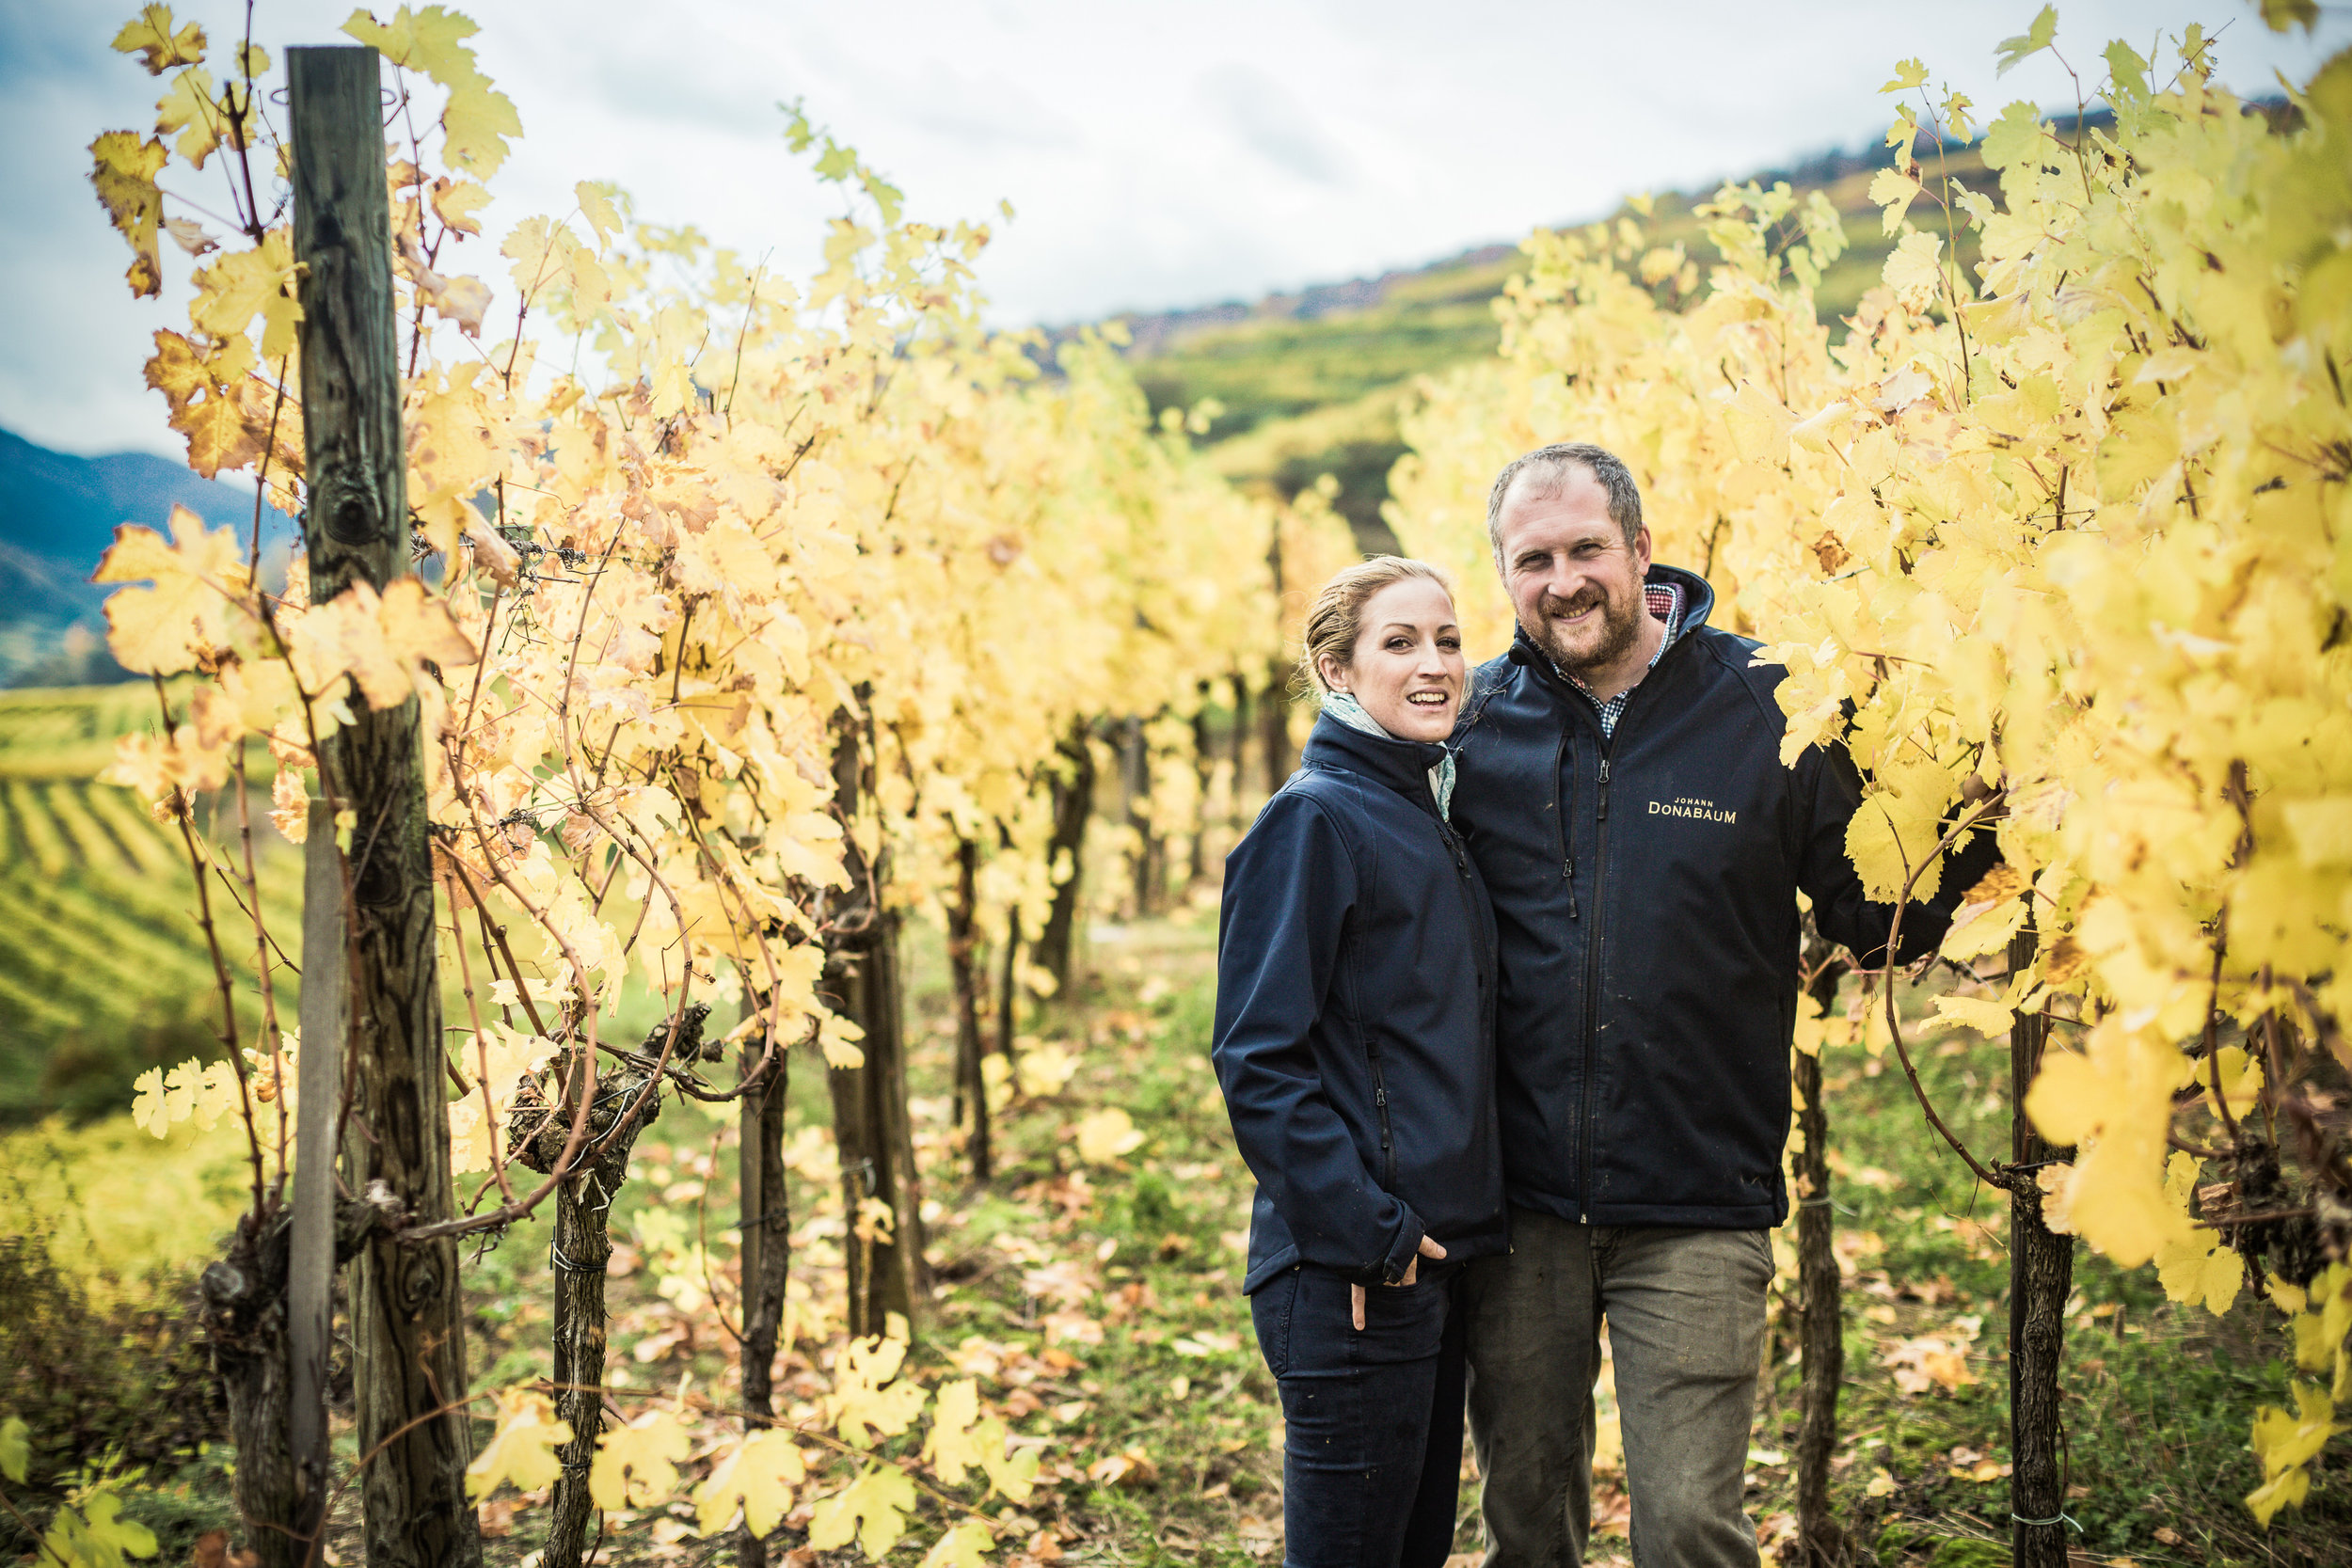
left=1214, top=714, right=1509, bottom=1294
left=1451, top=562, right=1993, bottom=1229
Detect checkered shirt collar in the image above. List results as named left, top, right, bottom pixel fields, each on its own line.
left=1560, top=582, right=1684, bottom=737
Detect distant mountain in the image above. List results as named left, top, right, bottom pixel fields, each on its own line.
left=0, top=427, right=294, bottom=686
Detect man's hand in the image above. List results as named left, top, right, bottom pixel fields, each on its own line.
left=1351, top=1236, right=1448, bottom=1330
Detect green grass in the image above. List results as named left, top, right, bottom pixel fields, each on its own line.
left=8, top=908, right=2347, bottom=1563
left=1751, top=977, right=2350, bottom=1567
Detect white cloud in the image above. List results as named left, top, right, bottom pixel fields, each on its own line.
left=1199, top=62, right=1353, bottom=186
left=3, top=0, right=2344, bottom=455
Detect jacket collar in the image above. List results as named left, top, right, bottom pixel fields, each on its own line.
left=1301, top=710, right=1450, bottom=813
left=1504, top=561, right=1716, bottom=676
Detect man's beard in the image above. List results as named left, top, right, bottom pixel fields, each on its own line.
left=1532, top=581, right=1645, bottom=681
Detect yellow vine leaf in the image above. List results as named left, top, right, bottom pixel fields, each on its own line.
left=2155, top=1237, right=2243, bottom=1316
left=827, top=1322, right=928, bottom=1449
left=153, top=67, right=221, bottom=168
left=1880, top=57, right=1928, bottom=93
left=295, top=578, right=480, bottom=711
left=2247, top=1384, right=2338, bottom=1527
left=818, top=1011, right=867, bottom=1069
left=979, top=1430, right=1040, bottom=1505
left=188, top=229, right=301, bottom=359
left=2290, top=1264, right=2352, bottom=1384
left=2025, top=1024, right=2185, bottom=1267
left=342, top=6, right=520, bottom=177
left=92, top=507, right=247, bottom=675
left=920, top=1378, right=1038, bottom=1501
left=432, top=177, right=491, bottom=235
left=1074, top=1106, right=1145, bottom=1164
left=1883, top=230, right=1944, bottom=310
left=41, top=1489, right=159, bottom=1568
left=466, top=1387, right=571, bottom=1499
left=89, top=130, right=167, bottom=297
left=922, top=1377, right=987, bottom=1487
left=921, top=1523, right=999, bottom=1568
left=805, top=1464, right=917, bottom=1559
left=1868, top=166, right=1921, bottom=235
left=691, top=1430, right=805, bottom=1538
left=1841, top=763, right=1952, bottom=902
left=0, top=1416, right=26, bottom=1484
left=113, top=6, right=205, bottom=73
left=1925, top=992, right=2018, bottom=1037
left=588, top=1409, right=691, bottom=1511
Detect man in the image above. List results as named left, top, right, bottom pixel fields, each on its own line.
left=1450, top=443, right=1995, bottom=1565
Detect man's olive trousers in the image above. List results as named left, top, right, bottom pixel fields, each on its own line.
left=1463, top=1211, right=1772, bottom=1566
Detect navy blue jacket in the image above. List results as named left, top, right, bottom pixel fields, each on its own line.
left=1452, top=562, right=1995, bottom=1229
left=1214, top=714, right=1508, bottom=1294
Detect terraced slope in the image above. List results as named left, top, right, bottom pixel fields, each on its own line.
left=0, top=686, right=299, bottom=1123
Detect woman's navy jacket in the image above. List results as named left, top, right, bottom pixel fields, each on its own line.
left=1450, top=562, right=1995, bottom=1229
left=1213, top=713, right=1507, bottom=1294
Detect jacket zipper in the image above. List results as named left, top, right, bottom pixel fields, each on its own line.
left=1553, top=728, right=1577, bottom=919
left=1367, top=1042, right=1395, bottom=1188
left=1438, top=818, right=1495, bottom=1014
left=1579, top=750, right=1611, bottom=1221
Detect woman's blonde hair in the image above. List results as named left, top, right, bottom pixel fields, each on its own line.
left=1297, top=556, right=1457, bottom=695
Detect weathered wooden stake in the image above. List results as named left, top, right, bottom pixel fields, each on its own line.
left=994, top=905, right=1023, bottom=1073
left=290, top=45, right=480, bottom=1568
left=948, top=836, right=993, bottom=1181
left=1189, top=687, right=1213, bottom=886
left=823, top=717, right=922, bottom=1338
left=1034, top=722, right=1093, bottom=990
left=1227, top=672, right=1251, bottom=829
left=287, top=801, right=346, bottom=1565
left=1792, top=941, right=1851, bottom=1567
left=2008, top=924, right=2074, bottom=1568
left=737, top=1027, right=791, bottom=1568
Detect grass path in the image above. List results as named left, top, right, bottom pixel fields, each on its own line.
left=7, top=911, right=2346, bottom=1564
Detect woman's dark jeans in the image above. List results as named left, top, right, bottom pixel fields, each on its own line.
left=1250, top=1261, right=1467, bottom=1568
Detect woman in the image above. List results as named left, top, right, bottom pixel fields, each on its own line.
left=1213, top=556, right=1504, bottom=1568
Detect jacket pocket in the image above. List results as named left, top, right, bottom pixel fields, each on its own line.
left=1366, top=1038, right=1396, bottom=1188
left=1250, top=1268, right=1300, bottom=1379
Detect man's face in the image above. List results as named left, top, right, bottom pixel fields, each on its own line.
left=1494, top=467, right=1652, bottom=678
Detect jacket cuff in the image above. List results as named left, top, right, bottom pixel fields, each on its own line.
left=1931, top=822, right=2006, bottom=916
left=1376, top=1207, right=1426, bottom=1285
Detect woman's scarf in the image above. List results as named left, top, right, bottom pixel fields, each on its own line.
left=1320, top=690, right=1457, bottom=818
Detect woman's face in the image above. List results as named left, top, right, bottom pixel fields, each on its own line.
left=1319, top=577, right=1465, bottom=743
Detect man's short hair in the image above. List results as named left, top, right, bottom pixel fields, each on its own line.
left=1485, top=442, right=1644, bottom=559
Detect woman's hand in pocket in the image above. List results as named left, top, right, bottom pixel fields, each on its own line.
left=1351, top=1236, right=1447, bottom=1330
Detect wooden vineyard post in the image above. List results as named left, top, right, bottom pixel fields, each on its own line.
left=1189, top=686, right=1213, bottom=888
left=2008, top=923, right=2074, bottom=1568
left=289, top=46, right=481, bottom=1568
left=287, top=800, right=346, bottom=1565
left=737, top=1026, right=791, bottom=1568
left=1259, top=664, right=1293, bottom=790
left=1261, top=522, right=1292, bottom=789
left=948, top=836, right=993, bottom=1182
left=1227, top=672, right=1251, bottom=829
left=1034, top=721, right=1093, bottom=991
left=823, top=717, right=922, bottom=1338
left=1791, top=938, right=1851, bottom=1566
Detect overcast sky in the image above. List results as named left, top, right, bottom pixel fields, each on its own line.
left=4, top=0, right=2344, bottom=459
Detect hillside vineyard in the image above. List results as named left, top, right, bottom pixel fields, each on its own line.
left=19, top=3, right=2352, bottom=1563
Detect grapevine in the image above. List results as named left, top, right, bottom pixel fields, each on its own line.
left=39, top=4, right=1322, bottom=1561
left=1390, top=8, right=2352, bottom=1528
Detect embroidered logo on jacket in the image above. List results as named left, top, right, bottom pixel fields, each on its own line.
left=1650, top=796, right=1737, bottom=824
